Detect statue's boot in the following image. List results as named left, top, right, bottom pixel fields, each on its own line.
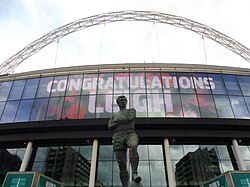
left=120, top=171, right=129, bottom=187
left=130, top=157, right=142, bottom=183
left=132, top=173, right=142, bottom=183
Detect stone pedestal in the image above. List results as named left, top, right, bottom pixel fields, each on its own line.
left=128, top=181, right=144, bottom=187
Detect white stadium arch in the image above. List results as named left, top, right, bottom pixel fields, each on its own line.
left=1, top=10, right=250, bottom=74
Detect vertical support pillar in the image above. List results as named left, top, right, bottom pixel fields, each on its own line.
left=164, top=138, right=176, bottom=187
left=232, top=139, right=247, bottom=170
left=19, top=141, right=33, bottom=172
left=89, top=139, right=98, bottom=187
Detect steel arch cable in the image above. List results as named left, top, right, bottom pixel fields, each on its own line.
left=1, top=10, right=250, bottom=74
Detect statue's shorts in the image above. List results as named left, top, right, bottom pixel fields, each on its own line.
left=112, top=131, right=138, bottom=151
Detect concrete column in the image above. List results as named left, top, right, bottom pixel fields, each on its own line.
left=164, top=138, right=176, bottom=187
left=232, top=139, right=247, bottom=170
left=19, top=141, right=33, bottom=172
left=89, top=139, right=98, bottom=187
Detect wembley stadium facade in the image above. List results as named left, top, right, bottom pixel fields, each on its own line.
left=0, top=62, right=250, bottom=187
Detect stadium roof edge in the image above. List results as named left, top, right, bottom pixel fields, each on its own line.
left=1, top=63, right=250, bottom=81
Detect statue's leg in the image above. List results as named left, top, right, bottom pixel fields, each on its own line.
left=115, top=150, right=129, bottom=187
left=127, top=133, right=142, bottom=183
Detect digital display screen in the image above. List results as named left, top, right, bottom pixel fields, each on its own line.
left=46, top=73, right=214, bottom=117
left=0, top=70, right=249, bottom=123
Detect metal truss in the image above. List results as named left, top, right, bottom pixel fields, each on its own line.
left=1, top=10, right=250, bottom=74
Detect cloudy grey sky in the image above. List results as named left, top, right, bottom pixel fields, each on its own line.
left=0, top=0, right=250, bottom=73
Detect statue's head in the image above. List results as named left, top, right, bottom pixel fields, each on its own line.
left=116, top=95, right=127, bottom=109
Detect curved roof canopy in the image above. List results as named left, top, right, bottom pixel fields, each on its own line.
left=1, top=10, right=250, bottom=74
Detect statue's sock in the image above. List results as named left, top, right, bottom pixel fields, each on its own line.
left=130, top=157, right=141, bottom=183
left=120, top=171, right=129, bottom=187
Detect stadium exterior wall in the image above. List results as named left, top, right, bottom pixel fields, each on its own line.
left=1, top=63, right=250, bottom=187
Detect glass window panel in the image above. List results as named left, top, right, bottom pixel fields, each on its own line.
left=138, top=145, right=149, bottom=161
left=0, top=148, right=22, bottom=181
left=244, top=97, right=250, bottom=113
left=15, top=99, right=34, bottom=122
left=172, top=160, right=178, bottom=175
left=112, top=161, right=121, bottom=186
left=114, top=72, right=129, bottom=94
left=0, top=81, right=13, bottom=101
left=245, top=161, right=250, bottom=170
left=199, top=145, right=218, bottom=154
left=183, top=145, right=199, bottom=155
left=112, top=94, right=119, bottom=115
left=32, top=145, right=94, bottom=183
left=178, top=73, right=195, bottom=94
left=150, top=161, right=167, bottom=187
left=146, top=72, right=163, bottom=93
left=223, top=74, right=242, bottom=95
left=205, top=149, right=221, bottom=177
left=32, top=162, right=44, bottom=173
left=6, top=148, right=17, bottom=155
left=61, top=96, right=80, bottom=119
left=197, top=94, right=218, bottom=118
left=199, top=145, right=220, bottom=161
left=78, top=95, right=95, bottom=119
left=229, top=96, right=249, bottom=118
left=174, top=145, right=223, bottom=186
left=79, top=146, right=92, bottom=161
left=96, top=161, right=112, bottom=186
left=165, top=93, right=183, bottom=117
left=38, top=146, right=92, bottom=185
left=99, top=145, right=114, bottom=161
left=0, top=101, right=19, bottom=123
left=0, top=147, right=25, bottom=185
left=50, top=76, right=68, bottom=97
left=214, top=95, right=234, bottom=118
left=148, top=145, right=163, bottom=160
left=208, top=74, right=227, bottom=95
left=219, top=161, right=233, bottom=173
left=95, top=94, right=112, bottom=118
left=216, top=145, right=230, bottom=160
left=30, top=98, right=49, bottom=121
left=45, top=97, right=64, bottom=120
left=162, top=72, right=179, bottom=94
left=239, top=146, right=250, bottom=160
left=0, top=102, right=5, bottom=118
left=8, top=80, right=26, bottom=100
left=22, top=78, right=39, bottom=99
left=16, top=148, right=25, bottom=159
left=36, top=77, right=54, bottom=98
left=181, top=94, right=201, bottom=118
left=192, top=73, right=212, bottom=94
left=147, top=93, right=165, bottom=117
left=130, top=93, right=147, bottom=117
left=237, top=75, right=250, bottom=96
left=138, top=161, right=150, bottom=186
left=97, top=73, right=113, bottom=95
left=175, top=159, right=186, bottom=186
left=202, top=148, right=221, bottom=179
left=39, top=147, right=58, bottom=178
left=34, top=147, right=48, bottom=162
left=170, top=145, right=184, bottom=160
left=9, top=148, right=25, bottom=157
left=71, top=145, right=79, bottom=152
left=130, top=72, right=146, bottom=94
left=61, top=147, right=91, bottom=187
left=66, top=74, right=83, bottom=96
left=82, top=74, right=98, bottom=95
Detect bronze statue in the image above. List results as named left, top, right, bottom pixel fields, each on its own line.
left=108, top=96, right=141, bottom=187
